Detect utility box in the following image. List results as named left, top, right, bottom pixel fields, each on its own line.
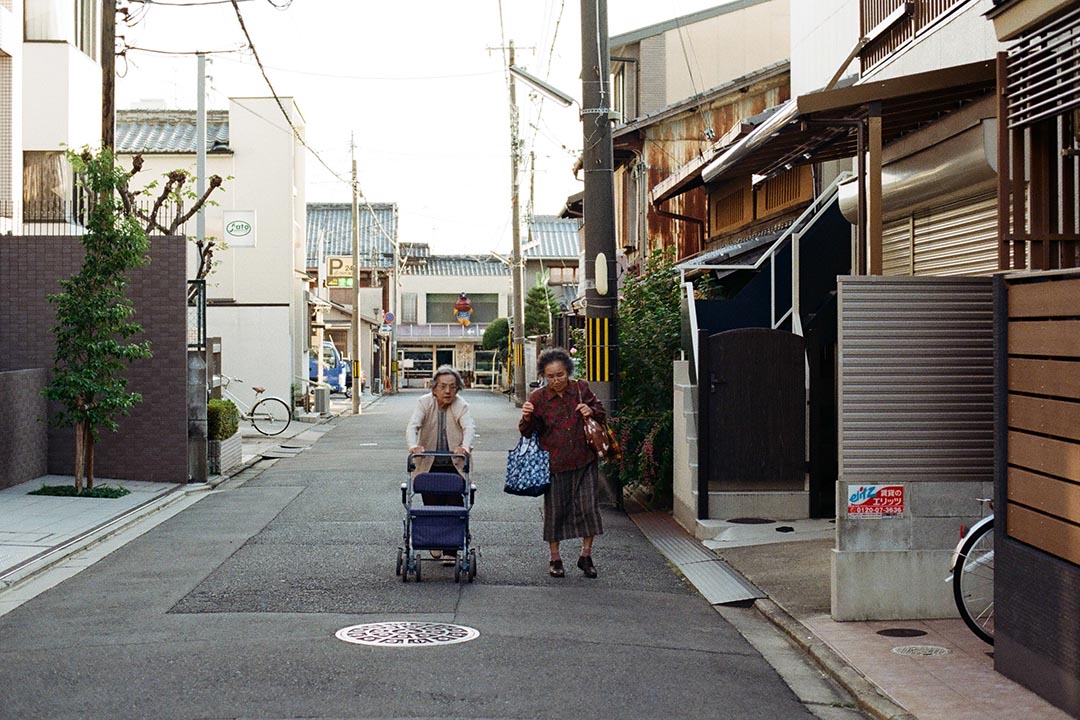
left=314, top=386, right=330, bottom=414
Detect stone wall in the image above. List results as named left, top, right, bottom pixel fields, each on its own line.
left=0, top=369, right=48, bottom=489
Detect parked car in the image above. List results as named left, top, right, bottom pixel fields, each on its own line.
left=309, top=341, right=347, bottom=394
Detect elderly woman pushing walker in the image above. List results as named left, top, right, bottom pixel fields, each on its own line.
left=519, top=347, right=605, bottom=579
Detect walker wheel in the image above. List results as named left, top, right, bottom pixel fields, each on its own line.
left=467, top=549, right=477, bottom=582
left=395, top=548, right=403, bottom=576
left=414, top=553, right=423, bottom=583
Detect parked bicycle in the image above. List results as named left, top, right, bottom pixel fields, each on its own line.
left=219, top=375, right=292, bottom=437
left=948, top=498, right=994, bottom=645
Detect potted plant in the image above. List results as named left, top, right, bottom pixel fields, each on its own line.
left=207, top=398, right=241, bottom=475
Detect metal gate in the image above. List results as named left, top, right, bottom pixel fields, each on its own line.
left=697, top=328, right=805, bottom=518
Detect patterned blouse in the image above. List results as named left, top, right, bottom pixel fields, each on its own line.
left=519, top=380, right=606, bottom=473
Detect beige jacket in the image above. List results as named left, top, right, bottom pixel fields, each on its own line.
left=405, top=393, right=475, bottom=477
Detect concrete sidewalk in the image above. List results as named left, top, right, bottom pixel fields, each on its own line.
left=650, top=513, right=1071, bottom=720
left=0, top=395, right=1069, bottom=719
left=0, top=391, right=375, bottom=599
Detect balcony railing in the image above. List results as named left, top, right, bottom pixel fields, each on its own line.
left=394, top=323, right=489, bottom=339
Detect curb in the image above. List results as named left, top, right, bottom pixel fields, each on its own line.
left=754, top=598, right=917, bottom=720
left=0, top=483, right=193, bottom=593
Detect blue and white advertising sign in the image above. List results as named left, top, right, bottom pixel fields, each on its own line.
left=846, top=484, right=905, bottom=518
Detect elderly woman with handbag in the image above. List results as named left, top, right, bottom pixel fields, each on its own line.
left=519, top=347, right=605, bottom=579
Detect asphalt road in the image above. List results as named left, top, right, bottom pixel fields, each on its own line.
left=0, top=389, right=828, bottom=720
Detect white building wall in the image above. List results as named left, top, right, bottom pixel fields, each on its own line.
left=397, top=274, right=510, bottom=325
left=22, top=42, right=99, bottom=150
left=663, top=0, right=790, bottom=103
left=790, top=0, right=859, bottom=94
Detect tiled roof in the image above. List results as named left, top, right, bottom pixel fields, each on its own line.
left=116, top=109, right=231, bottom=154
left=402, top=256, right=510, bottom=277
left=306, top=202, right=398, bottom=268
left=524, top=216, right=581, bottom=259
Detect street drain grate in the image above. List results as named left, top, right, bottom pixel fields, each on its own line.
left=335, top=622, right=479, bottom=648
left=727, top=517, right=776, bottom=524
left=877, top=628, right=927, bottom=638
left=891, top=644, right=950, bottom=657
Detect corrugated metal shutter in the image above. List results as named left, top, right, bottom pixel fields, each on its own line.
left=882, top=218, right=912, bottom=276
left=913, top=193, right=998, bottom=276
left=838, top=276, right=994, bottom=482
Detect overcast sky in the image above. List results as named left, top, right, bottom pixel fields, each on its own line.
left=116, top=0, right=725, bottom=256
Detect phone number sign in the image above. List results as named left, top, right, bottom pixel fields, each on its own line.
left=846, top=484, right=904, bottom=518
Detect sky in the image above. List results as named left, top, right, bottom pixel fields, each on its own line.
left=116, top=0, right=727, bottom=256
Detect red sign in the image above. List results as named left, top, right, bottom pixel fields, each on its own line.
left=846, top=484, right=904, bottom=517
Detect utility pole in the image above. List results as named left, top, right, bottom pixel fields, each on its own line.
left=508, top=41, right=527, bottom=406
left=196, top=53, right=207, bottom=247
left=580, top=0, right=619, bottom=414
left=102, top=0, right=116, bottom=150
left=351, top=135, right=362, bottom=415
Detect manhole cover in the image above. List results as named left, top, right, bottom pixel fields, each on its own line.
left=727, top=517, right=776, bottom=524
left=335, top=622, right=479, bottom=647
left=877, top=628, right=927, bottom=638
left=891, top=644, right=950, bottom=657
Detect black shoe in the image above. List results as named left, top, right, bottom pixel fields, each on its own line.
left=577, top=555, right=597, bottom=578
left=549, top=559, right=565, bottom=578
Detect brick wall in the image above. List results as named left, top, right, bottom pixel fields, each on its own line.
left=0, top=369, right=48, bottom=489
left=0, top=235, right=188, bottom=483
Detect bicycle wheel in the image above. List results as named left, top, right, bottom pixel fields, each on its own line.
left=250, top=397, right=291, bottom=436
left=953, top=517, right=994, bottom=645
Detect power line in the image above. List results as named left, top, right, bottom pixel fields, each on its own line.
left=215, top=54, right=501, bottom=81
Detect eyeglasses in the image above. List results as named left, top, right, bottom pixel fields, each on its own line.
left=434, top=382, right=458, bottom=392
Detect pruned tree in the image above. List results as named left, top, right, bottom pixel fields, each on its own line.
left=44, top=148, right=154, bottom=492
left=117, top=154, right=226, bottom=281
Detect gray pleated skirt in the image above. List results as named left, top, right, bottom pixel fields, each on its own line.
left=542, top=461, right=604, bottom=542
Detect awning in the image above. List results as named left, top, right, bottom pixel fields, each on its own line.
left=699, top=60, right=996, bottom=185
left=674, top=229, right=787, bottom=279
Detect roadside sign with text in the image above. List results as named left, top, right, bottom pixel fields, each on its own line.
left=846, top=484, right=904, bottom=518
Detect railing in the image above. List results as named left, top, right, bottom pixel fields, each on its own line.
left=0, top=198, right=190, bottom=236
left=682, top=170, right=854, bottom=367
left=394, top=323, right=489, bottom=339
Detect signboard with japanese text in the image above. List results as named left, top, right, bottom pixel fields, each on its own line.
left=846, top=484, right=905, bottom=518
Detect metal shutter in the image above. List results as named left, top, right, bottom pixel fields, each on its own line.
left=882, top=217, right=912, bottom=276
left=913, top=193, right=998, bottom=276
left=838, top=276, right=995, bottom=482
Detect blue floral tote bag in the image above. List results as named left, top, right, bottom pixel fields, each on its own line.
left=504, top=434, right=551, bottom=497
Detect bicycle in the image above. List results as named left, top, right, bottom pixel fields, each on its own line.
left=948, top=498, right=994, bottom=645
left=218, top=375, right=292, bottom=437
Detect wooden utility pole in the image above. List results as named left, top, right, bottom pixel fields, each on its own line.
left=102, top=0, right=116, bottom=150
left=580, top=0, right=618, bottom=414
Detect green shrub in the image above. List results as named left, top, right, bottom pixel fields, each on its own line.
left=207, top=398, right=240, bottom=440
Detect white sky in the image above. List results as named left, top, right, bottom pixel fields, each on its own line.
left=116, top=0, right=725, bottom=256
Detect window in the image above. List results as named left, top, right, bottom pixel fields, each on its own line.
left=547, top=266, right=577, bottom=285
left=400, top=292, right=418, bottom=324
left=23, top=151, right=72, bottom=222
left=425, top=293, right=499, bottom=324
left=25, top=0, right=99, bottom=60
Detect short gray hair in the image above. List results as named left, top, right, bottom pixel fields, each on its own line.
left=432, top=365, right=464, bottom=391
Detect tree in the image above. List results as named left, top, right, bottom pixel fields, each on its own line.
left=607, top=248, right=688, bottom=506
left=482, top=317, right=510, bottom=362
left=44, top=148, right=154, bottom=492
left=524, top=274, right=559, bottom=339
left=117, top=155, right=225, bottom=281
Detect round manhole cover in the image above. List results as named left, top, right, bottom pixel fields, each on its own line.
left=877, top=628, right=927, bottom=638
left=726, top=517, right=776, bottom=524
left=891, top=644, right=950, bottom=657
left=335, top=622, right=479, bottom=647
